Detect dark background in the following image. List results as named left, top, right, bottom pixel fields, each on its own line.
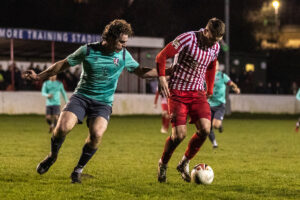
left=0, top=0, right=299, bottom=93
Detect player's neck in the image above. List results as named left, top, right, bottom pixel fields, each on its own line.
left=101, top=41, right=115, bottom=54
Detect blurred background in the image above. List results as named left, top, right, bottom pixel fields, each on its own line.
left=0, top=0, right=299, bottom=115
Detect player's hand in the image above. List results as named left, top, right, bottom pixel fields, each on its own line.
left=158, top=76, right=170, bottom=98
left=206, top=93, right=212, bottom=99
left=234, top=88, right=241, bottom=94
left=23, top=70, right=39, bottom=81
left=48, top=94, right=53, bottom=99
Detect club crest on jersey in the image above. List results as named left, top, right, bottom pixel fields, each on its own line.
left=113, top=58, right=119, bottom=66
left=172, top=39, right=181, bottom=49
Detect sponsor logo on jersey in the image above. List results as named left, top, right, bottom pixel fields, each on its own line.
left=113, top=58, right=120, bottom=66
left=172, top=39, right=181, bottom=49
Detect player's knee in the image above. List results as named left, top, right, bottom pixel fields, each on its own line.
left=90, top=132, right=104, bottom=145
left=56, top=124, right=72, bottom=135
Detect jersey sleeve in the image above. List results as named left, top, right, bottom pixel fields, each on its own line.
left=124, top=50, right=139, bottom=72
left=223, top=73, right=231, bottom=84
left=67, top=45, right=87, bottom=67
left=172, top=32, right=193, bottom=52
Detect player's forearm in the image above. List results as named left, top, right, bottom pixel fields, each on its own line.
left=135, top=67, right=157, bottom=78
left=37, top=59, right=69, bottom=80
left=205, top=60, right=217, bottom=95
left=156, top=42, right=178, bottom=76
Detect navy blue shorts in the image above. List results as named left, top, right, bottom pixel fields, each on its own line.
left=46, top=105, right=60, bottom=115
left=211, top=104, right=226, bottom=121
left=63, top=94, right=112, bottom=124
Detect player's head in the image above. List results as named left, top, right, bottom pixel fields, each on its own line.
left=102, top=19, right=133, bottom=52
left=203, top=17, right=225, bottom=47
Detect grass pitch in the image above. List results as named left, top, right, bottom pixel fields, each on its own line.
left=0, top=114, right=299, bottom=200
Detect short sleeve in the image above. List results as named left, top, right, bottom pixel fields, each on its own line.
left=67, top=45, right=87, bottom=67
left=223, top=73, right=231, bottom=84
left=171, top=32, right=193, bottom=52
left=124, top=50, right=139, bottom=72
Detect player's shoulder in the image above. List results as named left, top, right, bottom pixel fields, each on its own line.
left=86, top=42, right=102, bottom=53
left=211, top=42, right=220, bottom=52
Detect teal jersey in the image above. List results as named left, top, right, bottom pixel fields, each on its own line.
left=41, top=80, right=68, bottom=106
left=67, top=43, right=139, bottom=106
left=296, top=88, right=300, bottom=101
left=208, top=71, right=231, bottom=107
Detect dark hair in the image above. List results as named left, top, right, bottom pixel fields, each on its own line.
left=207, top=18, right=225, bottom=38
left=102, top=19, right=133, bottom=41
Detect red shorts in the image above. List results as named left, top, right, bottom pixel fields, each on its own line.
left=168, top=89, right=211, bottom=127
left=161, top=103, right=168, bottom=111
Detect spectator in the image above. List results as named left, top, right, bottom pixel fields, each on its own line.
left=265, top=82, right=273, bottom=94
left=290, top=81, right=298, bottom=95
left=255, top=81, right=265, bottom=94
left=274, top=81, right=284, bottom=94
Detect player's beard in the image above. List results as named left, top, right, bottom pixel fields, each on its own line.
left=199, top=33, right=215, bottom=48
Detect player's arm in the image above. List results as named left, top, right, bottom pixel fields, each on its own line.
left=41, top=82, right=52, bottom=98
left=156, top=42, right=179, bottom=98
left=227, top=81, right=240, bottom=94
left=154, top=90, right=159, bottom=108
left=205, top=59, right=217, bottom=98
left=60, top=83, right=69, bottom=103
left=24, top=59, right=71, bottom=81
left=133, top=67, right=157, bottom=78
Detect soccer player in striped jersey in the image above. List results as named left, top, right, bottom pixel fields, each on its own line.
left=156, top=18, right=225, bottom=183
left=207, top=61, right=240, bottom=148
left=41, top=75, right=68, bottom=133
left=24, top=19, right=158, bottom=184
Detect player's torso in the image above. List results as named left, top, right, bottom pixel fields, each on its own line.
left=82, top=50, right=125, bottom=83
left=209, top=72, right=227, bottom=105
left=170, top=32, right=219, bottom=91
left=45, top=81, right=61, bottom=93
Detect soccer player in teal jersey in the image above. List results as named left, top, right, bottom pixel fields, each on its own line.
left=24, top=19, right=158, bottom=183
left=295, top=88, right=300, bottom=132
left=41, top=75, right=68, bottom=133
left=208, top=61, right=240, bottom=148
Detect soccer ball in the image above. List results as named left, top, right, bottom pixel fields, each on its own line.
left=191, top=163, right=214, bottom=185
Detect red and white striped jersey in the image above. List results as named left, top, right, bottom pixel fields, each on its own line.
left=169, top=30, right=220, bottom=91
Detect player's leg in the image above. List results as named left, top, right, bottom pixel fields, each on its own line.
left=177, top=94, right=211, bottom=182
left=37, top=94, right=87, bottom=175
left=212, top=104, right=226, bottom=133
left=71, top=117, right=108, bottom=183
left=161, top=107, right=169, bottom=133
left=208, top=106, right=217, bottom=147
left=296, top=117, right=300, bottom=132
left=158, top=98, right=188, bottom=182
left=37, top=111, right=78, bottom=175
left=71, top=98, right=112, bottom=183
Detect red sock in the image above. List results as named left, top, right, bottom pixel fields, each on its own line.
left=161, top=136, right=181, bottom=164
left=184, top=132, right=207, bottom=160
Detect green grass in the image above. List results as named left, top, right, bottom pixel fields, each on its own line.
left=0, top=114, right=299, bottom=200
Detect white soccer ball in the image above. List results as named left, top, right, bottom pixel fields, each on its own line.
left=191, top=163, right=214, bottom=185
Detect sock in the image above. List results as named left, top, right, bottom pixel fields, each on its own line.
left=161, top=136, right=181, bottom=164
left=46, top=119, right=52, bottom=125
left=184, top=132, right=207, bottom=160
left=75, top=144, right=97, bottom=171
left=208, top=129, right=215, bottom=144
left=51, top=136, right=65, bottom=156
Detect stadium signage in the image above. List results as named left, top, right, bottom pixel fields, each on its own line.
left=0, top=28, right=101, bottom=43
